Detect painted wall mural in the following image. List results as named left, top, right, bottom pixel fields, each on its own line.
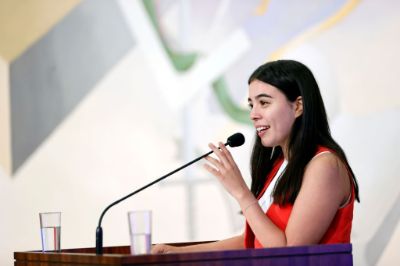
left=1, top=1, right=400, bottom=266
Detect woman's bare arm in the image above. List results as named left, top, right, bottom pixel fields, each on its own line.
left=151, top=233, right=245, bottom=254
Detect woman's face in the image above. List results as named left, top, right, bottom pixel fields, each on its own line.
left=248, top=79, right=302, bottom=150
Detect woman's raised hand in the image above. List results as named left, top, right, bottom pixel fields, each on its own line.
left=204, top=142, right=250, bottom=201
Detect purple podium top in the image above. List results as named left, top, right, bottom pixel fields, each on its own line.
left=14, top=243, right=352, bottom=266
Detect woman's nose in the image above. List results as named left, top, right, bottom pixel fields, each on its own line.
left=250, top=107, right=261, bottom=121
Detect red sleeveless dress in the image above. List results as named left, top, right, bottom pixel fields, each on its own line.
left=244, top=147, right=355, bottom=248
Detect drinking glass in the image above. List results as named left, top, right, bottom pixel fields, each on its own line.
left=128, top=210, right=152, bottom=255
left=39, top=212, right=61, bottom=252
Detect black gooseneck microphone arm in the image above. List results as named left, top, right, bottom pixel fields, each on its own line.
left=95, top=133, right=245, bottom=255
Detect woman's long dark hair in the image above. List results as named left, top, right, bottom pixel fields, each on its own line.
left=249, top=60, right=360, bottom=205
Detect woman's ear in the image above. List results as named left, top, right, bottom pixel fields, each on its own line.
left=294, top=96, right=303, bottom=118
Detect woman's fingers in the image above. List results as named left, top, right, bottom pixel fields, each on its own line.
left=151, top=244, right=172, bottom=254
left=203, top=162, right=221, bottom=177
left=204, top=153, right=221, bottom=167
left=205, top=142, right=239, bottom=177
left=218, top=142, right=235, bottom=166
left=208, top=142, right=231, bottom=167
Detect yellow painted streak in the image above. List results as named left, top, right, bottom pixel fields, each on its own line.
left=269, top=0, right=360, bottom=60
left=0, top=56, right=11, bottom=175
left=254, top=0, right=270, bottom=16
left=0, top=0, right=81, bottom=62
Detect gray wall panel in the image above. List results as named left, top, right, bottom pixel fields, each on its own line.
left=10, top=0, right=135, bottom=173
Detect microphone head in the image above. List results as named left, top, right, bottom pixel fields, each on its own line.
left=227, top=133, right=245, bottom=147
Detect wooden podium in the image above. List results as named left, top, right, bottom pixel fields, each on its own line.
left=14, top=243, right=352, bottom=266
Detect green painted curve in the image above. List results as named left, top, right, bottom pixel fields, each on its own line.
left=142, top=0, right=197, bottom=72
left=212, top=78, right=251, bottom=124
left=142, top=0, right=250, bottom=125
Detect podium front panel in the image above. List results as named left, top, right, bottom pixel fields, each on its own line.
left=14, top=243, right=352, bottom=266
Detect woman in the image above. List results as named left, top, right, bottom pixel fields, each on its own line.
left=152, top=59, right=360, bottom=253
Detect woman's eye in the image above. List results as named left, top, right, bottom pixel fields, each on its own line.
left=260, top=101, right=270, bottom=106
left=248, top=103, right=253, bottom=109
